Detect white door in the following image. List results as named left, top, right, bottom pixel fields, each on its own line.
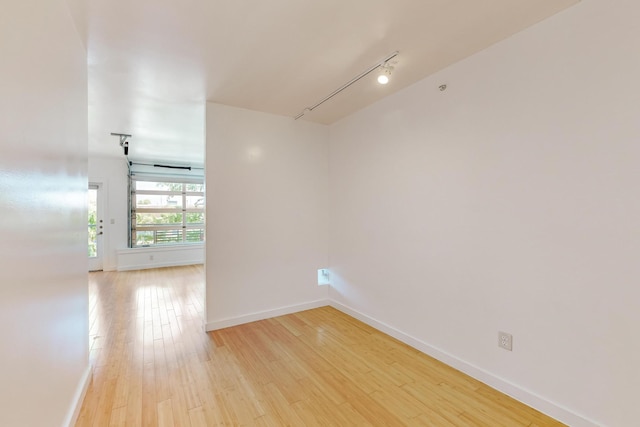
left=88, top=183, right=104, bottom=271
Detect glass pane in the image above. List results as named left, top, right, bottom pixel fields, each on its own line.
left=186, top=212, right=204, bottom=224
left=186, top=196, right=204, bottom=209
left=136, top=194, right=182, bottom=209
left=88, top=188, right=97, bottom=257
left=156, top=229, right=183, bottom=244
left=186, top=229, right=204, bottom=242
left=135, top=181, right=183, bottom=192
left=136, top=212, right=183, bottom=225
left=186, top=183, right=204, bottom=192
left=135, top=231, right=154, bottom=246
left=135, top=229, right=185, bottom=246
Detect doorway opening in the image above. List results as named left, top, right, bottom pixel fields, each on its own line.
left=88, top=183, right=104, bottom=271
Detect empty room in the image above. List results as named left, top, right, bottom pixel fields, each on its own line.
left=1, top=0, right=638, bottom=426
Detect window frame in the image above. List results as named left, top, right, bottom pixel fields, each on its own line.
left=129, top=175, right=205, bottom=248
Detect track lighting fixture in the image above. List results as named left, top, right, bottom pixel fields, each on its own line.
left=111, top=132, right=132, bottom=156
left=294, top=51, right=399, bottom=120
left=377, top=63, right=393, bottom=85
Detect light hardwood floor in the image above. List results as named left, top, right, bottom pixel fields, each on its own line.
left=77, top=265, right=564, bottom=426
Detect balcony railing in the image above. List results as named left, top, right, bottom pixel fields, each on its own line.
left=135, top=228, right=204, bottom=246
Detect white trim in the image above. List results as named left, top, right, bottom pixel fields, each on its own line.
left=117, top=243, right=204, bottom=254
left=205, top=299, right=329, bottom=331
left=62, top=366, right=91, bottom=427
left=116, top=245, right=204, bottom=271
left=87, top=174, right=112, bottom=270
left=117, top=259, right=203, bottom=272
left=328, top=300, right=600, bottom=427
left=130, top=173, right=204, bottom=183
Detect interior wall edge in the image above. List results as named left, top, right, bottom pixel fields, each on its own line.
left=62, top=366, right=92, bottom=427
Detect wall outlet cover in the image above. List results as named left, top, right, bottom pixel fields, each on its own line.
left=499, top=331, right=513, bottom=351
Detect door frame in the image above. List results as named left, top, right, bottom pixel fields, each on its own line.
left=88, top=182, right=104, bottom=271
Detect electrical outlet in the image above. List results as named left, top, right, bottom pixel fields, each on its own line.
left=149, top=255, right=154, bottom=261
left=498, top=331, right=513, bottom=351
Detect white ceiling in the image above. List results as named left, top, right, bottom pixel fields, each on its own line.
left=71, top=0, right=579, bottom=166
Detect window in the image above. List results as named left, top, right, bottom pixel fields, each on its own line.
left=130, top=177, right=204, bottom=247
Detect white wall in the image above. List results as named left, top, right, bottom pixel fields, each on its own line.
left=329, top=1, right=639, bottom=426
left=0, top=1, right=90, bottom=426
left=205, top=103, right=329, bottom=329
left=88, top=155, right=129, bottom=271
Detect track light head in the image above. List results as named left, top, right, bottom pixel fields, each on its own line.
left=377, top=63, right=394, bottom=85
left=111, top=132, right=132, bottom=157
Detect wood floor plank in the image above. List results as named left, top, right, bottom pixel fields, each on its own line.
left=156, top=399, right=175, bottom=427
left=108, top=406, right=127, bottom=427
left=77, top=265, right=566, bottom=427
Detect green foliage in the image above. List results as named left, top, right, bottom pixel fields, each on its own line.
left=163, top=182, right=183, bottom=192
left=136, top=212, right=182, bottom=224
left=156, top=182, right=203, bottom=192
left=186, top=229, right=204, bottom=242
left=186, top=183, right=204, bottom=192
left=135, top=231, right=154, bottom=245
left=88, top=208, right=97, bottom=257
left=88, top=210, right=97, bottom=225
left=88, top=227, right=97, bottom=257
left=186, top=212, right=204, bottom=224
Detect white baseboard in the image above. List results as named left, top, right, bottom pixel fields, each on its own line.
left=63, top=365, right=92, bottom=427
left=205, top=299, right=329, bottom=331
left=117, top=259, right=203, bottom=271
left=116, top=245, right=204, bottom=271
left=328, top=300, right=600, bottom=427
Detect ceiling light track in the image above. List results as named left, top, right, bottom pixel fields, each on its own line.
left=294, top=50, right=399, bottom=120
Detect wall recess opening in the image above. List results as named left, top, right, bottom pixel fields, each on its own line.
left=317, top=268, right=330, bottom=286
